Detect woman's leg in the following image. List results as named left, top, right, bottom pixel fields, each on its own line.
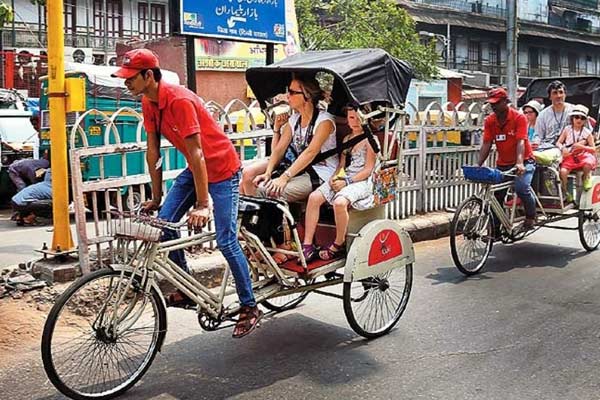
left=559, top=167, right=570, bottom=193
left=304, top=190, right=326, bottom=245
left=240, top=159, right=268, bottom=196
left=582, top=164, right=593, bottom=190
left=332, top=196, right=351, bottom=245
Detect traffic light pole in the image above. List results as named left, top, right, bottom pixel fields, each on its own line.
left=47, top=0, right=74, bottom=253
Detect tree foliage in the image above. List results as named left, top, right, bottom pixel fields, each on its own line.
left=296, top=0, right=439, bottom=80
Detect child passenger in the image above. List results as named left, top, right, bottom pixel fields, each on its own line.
left=302, top=106, right=378, bottom=262
left=556, top=104, right=598, bottom=202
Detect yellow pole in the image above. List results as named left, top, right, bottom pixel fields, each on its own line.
left=47, top=0, right=74, bottom=252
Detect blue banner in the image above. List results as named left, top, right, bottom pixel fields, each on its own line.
left=180, top=0, right=287, bottom=44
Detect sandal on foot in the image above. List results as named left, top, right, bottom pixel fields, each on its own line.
left=301, top=244, right=318, bottom=264
left=318, top=242, right=346, bottom=261
left=232, top=305, right=263, bottom=338
left=166, top=290, right=195, bottom=308
left=272, top=243, right=294, bottom=264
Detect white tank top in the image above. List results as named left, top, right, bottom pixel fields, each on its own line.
left=288, top=110, right=338, bottom=182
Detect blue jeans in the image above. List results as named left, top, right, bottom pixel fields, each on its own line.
left=158, top=168, right=256, bottom=307
left=497, top=161, right=536, bottom=219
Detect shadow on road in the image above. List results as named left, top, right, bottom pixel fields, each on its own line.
left=424, top=241, right=590, bottom=285
left=36, top=312, right=384, bottom=400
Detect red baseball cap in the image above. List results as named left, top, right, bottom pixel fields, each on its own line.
left=487, top=87, right=508, bottom=104
left=111, top=49, right=160, bottom=79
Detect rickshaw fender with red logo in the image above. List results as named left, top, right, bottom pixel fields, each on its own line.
left=578, top=176, right=600, bottom=212
left=343, top=219, right=415, bottom=282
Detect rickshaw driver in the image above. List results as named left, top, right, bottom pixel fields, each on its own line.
left=112, top=48, right=262, bottom=339
left=478, top=88, right=537, bottom=233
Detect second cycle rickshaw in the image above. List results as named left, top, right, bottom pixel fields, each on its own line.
left=41, top=49, right=416, bottom=400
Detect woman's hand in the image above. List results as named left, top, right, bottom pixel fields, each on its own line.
left=273, top=112, right=290, bottom=133
left=266, top=176, right=289, bottom=197
left=572, top=142, right=585, bottom=151
left=331, top=178, right=346, bottom=193
left=562, top=147, right=570, bottom=157
left=253, top=172, right=271, bottom=187
left=141, top=199, right=160, bottom=214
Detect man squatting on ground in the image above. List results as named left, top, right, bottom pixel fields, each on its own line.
left=112, top=49, right=262, bottom=339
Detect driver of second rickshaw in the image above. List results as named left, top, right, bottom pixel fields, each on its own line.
left=253, top=73, right=337, bottom=202
left=478, top=88, right=537, bottom=233
left=112, top=48, right=262, bottom=339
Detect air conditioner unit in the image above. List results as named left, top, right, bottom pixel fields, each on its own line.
left=64, top=47, right=94, bottom=64
left=463, top=71, right=490, bottom=88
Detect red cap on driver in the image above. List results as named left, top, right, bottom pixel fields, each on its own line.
left=111, top=49, right=160, bottom=79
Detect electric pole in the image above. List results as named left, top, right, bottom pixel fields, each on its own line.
left=506, top=0, right=518, bottom=104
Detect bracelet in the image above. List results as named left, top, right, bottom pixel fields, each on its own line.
left=345, top=177, right=354, bottom=185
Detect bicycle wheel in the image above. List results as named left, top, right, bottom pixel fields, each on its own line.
left=450, top=196, right=494, bottom=275
left=343, top=263, right=412, bottom=339
left=579, top=209, right=600, bottom=251
left=41, top=268, right=166, bottom=400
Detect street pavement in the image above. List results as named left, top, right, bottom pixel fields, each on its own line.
left=0, top=208, right=54, bottom=268
left=1, top=223, right=600, bottom=400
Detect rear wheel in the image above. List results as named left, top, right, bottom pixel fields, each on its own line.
left=41, top=268, right=166, bottom=400
left=579, top=209, right=600, bottom=251
left=450, top=196, right=494, bottom=275
left=343, top=263, right=412, bottom=339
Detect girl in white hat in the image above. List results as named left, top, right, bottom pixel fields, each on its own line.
left=555, top=104, right=598, bottom=201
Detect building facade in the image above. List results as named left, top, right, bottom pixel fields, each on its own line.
left=5, top=0, right=170, bottom=66
left=399, top=0, right=600, bottom=86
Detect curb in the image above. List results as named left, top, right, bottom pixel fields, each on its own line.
left=17, top=212, right=454, bottom=287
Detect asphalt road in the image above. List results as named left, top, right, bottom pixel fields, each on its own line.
left=2, top=225, right=600, bottom=400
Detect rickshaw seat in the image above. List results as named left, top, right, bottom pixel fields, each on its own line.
left=375, top=130, right=399, bottom=160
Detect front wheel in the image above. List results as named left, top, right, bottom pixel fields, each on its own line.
left=343, top=263, right=412, bottom=339
left=450, top=196, right=494, bottom=275
left=579, top=209, right=600, bottom=251
left=41, top=268, right=166, bottom=400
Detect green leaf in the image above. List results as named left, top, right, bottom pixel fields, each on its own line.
left=296, top=0, right=439, bottom=80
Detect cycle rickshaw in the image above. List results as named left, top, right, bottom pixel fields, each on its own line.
left=450, top=77, right=600, bottom=275
left=41, top=49, right=416, bottom=400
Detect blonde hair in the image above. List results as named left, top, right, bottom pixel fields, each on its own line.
left=291, top=73, right=326, bottom=105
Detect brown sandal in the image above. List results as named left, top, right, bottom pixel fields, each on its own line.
left=232, top=305, right=263, bottom=338
left=166, top=290, right=195, bottom=308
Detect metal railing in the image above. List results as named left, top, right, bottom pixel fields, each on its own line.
left=69, top=98, right=490, bottom=272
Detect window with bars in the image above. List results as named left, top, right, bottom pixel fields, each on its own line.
left=568, top=52, right=578, bottom=74
left=550, top=50, right=560, bottom=74
left=139, top=3, right=166, bottom=39
left=94, top=0, right=123, bottom=38
left=468, top=41, right=481, bottom=70
left=42, top=1, right=77, bottom=44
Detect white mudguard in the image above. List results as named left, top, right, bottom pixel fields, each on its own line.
left=579, top=176, right=600, bottom=212
left=343, top=219, right=415, bottom=282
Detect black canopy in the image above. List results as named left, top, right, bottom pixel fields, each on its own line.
left=246, top=49, right=413, bottom=116
left=518, top=77, right=600, bottom=119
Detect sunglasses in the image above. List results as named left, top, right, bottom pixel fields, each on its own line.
left=572, top=115, right=586, bottom=120
left=287, top=88, right=304, bottom=96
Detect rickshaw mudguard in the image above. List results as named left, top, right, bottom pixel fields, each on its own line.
left=579, top=176, right=600, bottom=212
left=343, top=220, right=415, bottom=282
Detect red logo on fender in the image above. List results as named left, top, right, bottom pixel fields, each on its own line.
left=368, top=229, right=402, bottom=266
left=592, top=184, right=600, bottom=204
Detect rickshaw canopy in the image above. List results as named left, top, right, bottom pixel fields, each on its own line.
left=246, top=49, right=413, bottom=116
left=518, top=76, right=600, bottom=119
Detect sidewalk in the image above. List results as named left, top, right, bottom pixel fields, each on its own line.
left=0, top=206, right=454, bottom=281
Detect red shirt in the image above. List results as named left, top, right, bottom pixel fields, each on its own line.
left=142, top=82, right=240, bottom=183
left=483, top=108, right=533, bottom=166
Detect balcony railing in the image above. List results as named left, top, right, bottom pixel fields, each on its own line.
left=0, top=22, right=165, bottom=50
left=442, top=58, right=595, bottom=79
